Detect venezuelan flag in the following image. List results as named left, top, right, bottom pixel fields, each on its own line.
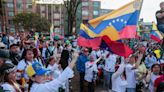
left=78, top=24, right=133, bottom=57
left=80, top=0, right=143, bottom=41
left=150, top=22, right=163, bottom=44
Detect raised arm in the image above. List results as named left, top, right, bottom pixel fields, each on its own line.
left=69, top=52, right=79, bottom=69
left=135, top=53, right=143, bottom=69
left=112, top=62, right=125, bottom=79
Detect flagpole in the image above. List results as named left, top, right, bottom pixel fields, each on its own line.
left=136, top=0, right=144, bottom=30
left=134, top=0, right=144, bottom=40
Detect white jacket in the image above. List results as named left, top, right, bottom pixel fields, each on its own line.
left=30, top=67, right=74, bottom=92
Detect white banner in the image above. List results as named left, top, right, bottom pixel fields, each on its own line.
left=35, top=0, right=64, bottom=4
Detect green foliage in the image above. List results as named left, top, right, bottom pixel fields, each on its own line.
left=13, top=13, right=50, bottom=32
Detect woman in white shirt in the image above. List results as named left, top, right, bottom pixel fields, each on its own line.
left=46, top=56, right=62, bottom=79
left=17, top=49, right=37, bottom=84
left=103, top=52, right=117, bottom=90
left=0, top=63, right=22, bottom=92
left=112, top=61, right=127, bottom=92
left=26, top=52, right=79, bottom=92
left=146, top=64, right=161, bottom=92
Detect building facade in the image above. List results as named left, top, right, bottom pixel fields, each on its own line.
left=0, top=0, right=35, bottom=32
left=35, top=4, right=65, bottom=35
left=0, top=1, right=2, bottom=32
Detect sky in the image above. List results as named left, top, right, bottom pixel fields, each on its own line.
left=95, top=0, right=163, bottom=22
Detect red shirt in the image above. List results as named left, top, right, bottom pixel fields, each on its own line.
left=154, top=74, right=164, bottom=87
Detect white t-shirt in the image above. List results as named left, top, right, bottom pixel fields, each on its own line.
left=30, top=67, right=74, bottom=92
left=1, top=83, right=16, bottom=92
left=42, top=48, right=47, bottom=59
left=125, top=64, right=137, bottom=88
left=104, top=54, right=117, bottom=72
left=17, top=59, right=35, bottom=79
left=148, top=73, right=159, bottom=92
left=84, top=61, right=98, bottom=82
left=47, top=63, right=59, bottom=71
left=112, top=75, right=127, bottom=92
left=91, top=51, right=97, bottom=61
left=9, top=36, right=15, bottom=45
left=112, top=63, right=127, bottom=92
left=47, top=64, right=62, bottom=79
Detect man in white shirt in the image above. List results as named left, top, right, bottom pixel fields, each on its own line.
left=126, top=54, right=143, bottom=92
left=103, top=52, right=117, bottom=90
left=84, top=55, right=98, bottom=92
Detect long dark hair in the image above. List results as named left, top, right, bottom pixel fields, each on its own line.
left=59, top=50, right=69, bottom=70
left=33, top=48, right=45, bottom=66
left=0, top=63, right=21, bottom=92
left=21, top=49, right=33, bottom=60
left=122, top=70, right=127, bottom=80
left=28, top=75, right=35, bottom=91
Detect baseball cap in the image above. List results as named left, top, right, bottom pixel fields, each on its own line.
left=0, top=63, right=16, bottom=74
left=0, top=49, right=10, bottom=60
left=26, top=62, right=47, bottom=77
left=0, top=42, right=6, bottom=48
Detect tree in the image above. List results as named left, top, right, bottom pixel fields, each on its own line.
left=13, top=13, right=50, bottom=32
left=63, top=0, right=82, bottom=35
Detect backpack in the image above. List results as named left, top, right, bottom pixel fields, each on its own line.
left=46, top=48, right=55, bottom=57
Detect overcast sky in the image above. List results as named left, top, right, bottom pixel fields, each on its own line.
left=95, top=0, right=163, bottom=22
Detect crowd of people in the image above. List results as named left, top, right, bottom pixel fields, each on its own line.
left=0, top=31, right=164, bottom=92
left=0, top=1, right=164, bottom=92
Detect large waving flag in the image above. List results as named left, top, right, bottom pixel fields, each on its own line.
left=78, top=24, right=133, bottom=57
left=80, top=0, right=142, bottom=41
left=150, top=22, right=163, bottom=44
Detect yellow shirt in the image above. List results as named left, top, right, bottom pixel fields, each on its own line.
left=137, top=62, right=147, bottom=80
left=154, top=50, right=161, bottom=58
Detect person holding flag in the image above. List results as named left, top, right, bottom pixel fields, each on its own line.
left=156, top=2, right=164, bottom=33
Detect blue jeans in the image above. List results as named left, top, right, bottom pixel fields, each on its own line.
left=157, top=24, right=164, bottom=33
left=103, top=70, right=114, bottom=89
left=126, top=88, right=136, bottom=92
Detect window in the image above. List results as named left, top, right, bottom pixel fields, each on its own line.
left=7, top=3, right=14, bottom=8
left=54, top=13, right=60, bottom=19
left=82, top=2, right=89, bottom=6
left=7, top=0, right=13, bottom=3
left=93, top=11, right=99, bottom=15
left=8, top=12, right=14, bottom=17
left=17, top=3, right=22, bottom=9
left=40, top=6, right=45, bottom=11
left=8, top=20, right=13, bottom=24
left=26, top=4, right=32, bottom=9
left=54, top=6, right=60, bottom=13
left=41, top=13, right=46, bottom=17
left=82, top=10, right=89, bottom=16
left=93, top=2, right=100, bottom=7
left=54, top=21, right=60, bottom=26
left=26, top=0, right=32, bottom=3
